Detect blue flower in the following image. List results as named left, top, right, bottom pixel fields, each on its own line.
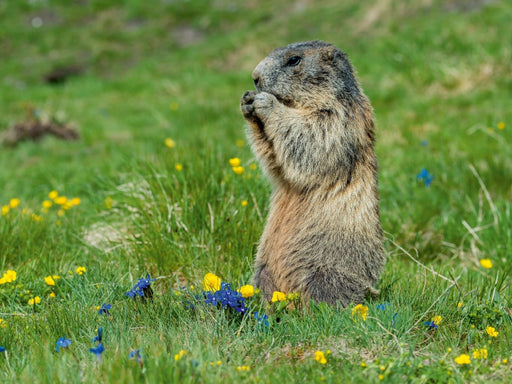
left=376, top=303, right=389, bottom=311
left=417, top=168, right=433, bottom=187
left=92, top=327, right=103, bottom=343
left=56, top=337, right=72, bottom=352
left=203, top=282, right=247, bottom=314
left=126, top=274, right=156, bottom=299
left=421, top=140, right=428, bottom=146
left=129, top=349, right=141, bottom=360
left=424, top=321, right=438, bottom=330
left=90, top=343, right=105, bottom=362
left=254, top=311, right=270, bottom=327
left=0, top=346, right=5, bottom=353
left=98, top=303, right=112, bottom=315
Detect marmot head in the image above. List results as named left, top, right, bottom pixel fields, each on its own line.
left=252, top=41, right=363, bottom=110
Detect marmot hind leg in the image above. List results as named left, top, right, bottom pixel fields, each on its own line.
left=305, top=267, right=372, bottom=307
left=252, top=265, right=279, bottom=302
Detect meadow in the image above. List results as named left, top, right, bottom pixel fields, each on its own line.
left=0, top=0, right=511, bottom=382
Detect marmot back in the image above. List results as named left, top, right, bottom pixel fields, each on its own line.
left=240, top=41, right=385, bottom=306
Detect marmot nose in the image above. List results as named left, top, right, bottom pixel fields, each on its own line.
left=253, top=75, right=261, bottom=89
left=252, top=69, right=262, bottom=90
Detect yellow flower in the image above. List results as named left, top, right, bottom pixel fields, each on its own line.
left=378, top=375, right=384, bottom=380
left=457, top=301, right=463, bottom=308
left=241, top=200, right=248, bottom=207
left=287, top=292, right=299, bottom=300
left=28, top=296, right=41, bottom=306
left=54, top=196, right=67, bottom=205
left=238, top=285, right=254, bottom=298
left=105, top=196, right=113, bottom=209
left=314, top=351, right=327, bottom=364
left=32, top=213, right=43, bottom=221
left=497, top=121, right=505, bottom=130
left=1, top=206, right=9, bottom=216
left=236, top=365, right=250, bottom=371
left=479, top=258, right=493, bottom=269
left=503, top=359, right=508, bottom=364
left=42, top=200, right=53, bottom=209
left=76, top=266, right=86, bottom=275
left=9, top=198, right=20, bottom=208
left=203, top=273, right=221, bottom=292
left=175, top=163, right=183, bottom=172
left=432, top=315, right=442, bottom=325
left=0, top=270, right=17, bottom=284
left=49, top=292, right=56, bottom=298
left=169, top=102, right=179, bottom=111
left=49, top=190, right=58, bottom=200
left=165, top=138, right=176, bottom=148
left=71, top=197, right=81, bottom=206
left=0, top=318, right=7, bottom=328
left=351, top=304, right=369, bottom=321
left=249, top=163, right=257, bottom=170
left=232, top=166, right=245, bottom=175
left=486, top=326, right=499, bottom=337
left=454, top=354, right=471, bottom=365
left=174, top=350, right=187, bottom=361
left=229, top=158, right=241, bottom=167
left=271, top=291, right=286, bottom=302
left=361, top=362, right=367, bottom=368
left=472, top=348, right=488, bottom=359
left=44, top=275, right=60, bottom=286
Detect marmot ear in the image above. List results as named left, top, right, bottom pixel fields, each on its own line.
left=321, top=47, right=336, bottom=63
left=321, top=46, right=344, bottom=65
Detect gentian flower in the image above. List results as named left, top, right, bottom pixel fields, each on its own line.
left=98, top=303, right=112, bottom=315
left=204, top=282, right=247, bottom=314
left=92, top=327, right=102, bottom=343
left=126, top=274, right=156, bottom=299
left=129, top=349, right=143, bottom=366
left=417, top=168, right=433, bottom=187
left=424, top=321, right=438, bottom=330
left=254, top=311, right=269, bottom=327
left=90, top=343, right=105, bottom=362
left=56, top=337, right=71, bottom=352
left=0, top=346, right=5, bottom=352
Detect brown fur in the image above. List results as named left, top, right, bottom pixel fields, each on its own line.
left=240, top=41, right=385, bottom=307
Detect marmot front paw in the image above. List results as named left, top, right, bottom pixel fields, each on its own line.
left=241, top=90, right=258, bottom=122
left=241, top=91, right=277, bottom=124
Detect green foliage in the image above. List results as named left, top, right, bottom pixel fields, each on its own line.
left=1, top=0, right=511, bottom=382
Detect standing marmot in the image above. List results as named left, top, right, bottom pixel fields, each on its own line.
left=240, top=41, right=385, bottom=307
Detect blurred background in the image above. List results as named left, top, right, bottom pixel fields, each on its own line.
left=0, top=0, right=511, bottom=270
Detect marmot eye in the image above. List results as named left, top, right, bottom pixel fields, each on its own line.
left=286, top=56, right=302, bottom=67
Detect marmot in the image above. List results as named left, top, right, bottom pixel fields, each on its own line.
left=240, top=41, right=385, bottom=307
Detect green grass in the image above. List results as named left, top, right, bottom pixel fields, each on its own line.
left=1, top=0, right=511, bottom=382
